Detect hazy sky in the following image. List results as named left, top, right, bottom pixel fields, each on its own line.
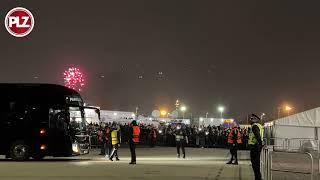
left=1, top=1, right=320, bottom=119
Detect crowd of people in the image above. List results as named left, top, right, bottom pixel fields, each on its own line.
left=87, top=122, right=250, bottom=150
left=86, top=114, right=264, bottom=180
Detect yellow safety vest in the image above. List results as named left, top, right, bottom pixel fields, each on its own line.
left=249, top=123, right=264, bottom=145
left=111, top=130, right=118, bottom=145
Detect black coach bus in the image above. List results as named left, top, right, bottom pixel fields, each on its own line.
left=0, top=83, right=98, bottom=160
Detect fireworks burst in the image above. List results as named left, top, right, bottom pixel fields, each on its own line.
left=63, top=67, right=85, bottom=91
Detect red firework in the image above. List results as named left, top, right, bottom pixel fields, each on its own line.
left=63, top=67, right=85, bottom=91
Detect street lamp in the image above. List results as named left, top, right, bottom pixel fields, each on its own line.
left=285, top=106, right=292, bottom=116
left=278, top=105, right=293, bottom=118
left=161, top=110, right=167, bottom=117
left=180, top=106, right=187, bottom=119
left=218, top=106, right=224, bottom=119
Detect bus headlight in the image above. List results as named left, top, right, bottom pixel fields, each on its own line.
left=72, top=143, right=80, bottom=153
left=40, top=144, right=47, bottom=150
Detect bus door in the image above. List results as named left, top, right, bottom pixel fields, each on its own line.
left=48, top=108, right=73, bottom=156
left=69, top=106, right=91, bottom=154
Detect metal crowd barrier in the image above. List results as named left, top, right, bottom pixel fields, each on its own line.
left=264, top=138, right=288, bottom=150
left=261, top=146, right=314, bottom=180
left=270, top=151, right=314, bottom=180
left=287, top=138, right=317, bottom=152
left=265, top=138, right=320, bottom=153
left=262, top=138, right=320, bottom=180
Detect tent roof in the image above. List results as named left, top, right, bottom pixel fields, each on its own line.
left=274, top=107, right=320, bottom=127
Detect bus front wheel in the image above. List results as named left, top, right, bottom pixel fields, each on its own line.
left=10, top=141, right=30, bottom=161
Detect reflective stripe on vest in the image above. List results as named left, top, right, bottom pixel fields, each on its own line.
left=227, top=128, right=242, bottom=144
left=249, top=123, right=264, bottom=145
left=176, top=135, right=184, bottom=141
left=111, top=130, right=118, bottom=145
left=132, top=126, right=140, bottom=143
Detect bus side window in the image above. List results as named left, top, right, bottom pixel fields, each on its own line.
left=9, top=102, right=16, bottom=110
left=55, top=112, right=68, bottom=131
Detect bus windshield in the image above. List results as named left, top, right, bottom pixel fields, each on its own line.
left=69, top=107, right=87, bottom=134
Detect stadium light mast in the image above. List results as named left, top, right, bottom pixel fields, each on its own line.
left=180, top=106, right=187, bottom=119
left=218, top=106, right=225, bottom=119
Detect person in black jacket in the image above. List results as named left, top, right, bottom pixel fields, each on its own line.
left=174, top=124, right=188, bottom=159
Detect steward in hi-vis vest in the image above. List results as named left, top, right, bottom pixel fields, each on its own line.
left=249, top=114, right=264, bottom=180
left=226, top=125, right=242, bottom=165
left=109, top=124, right=121, bottom=161
left=129, top=120, right=140, bottom=165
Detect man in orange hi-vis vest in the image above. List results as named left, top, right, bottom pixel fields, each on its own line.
left=129, top=120, right=140, bottom=165
left=226, top=124, right=242, bottom=165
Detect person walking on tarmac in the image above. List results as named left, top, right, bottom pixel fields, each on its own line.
left=105, top=124, right=112, bottom=158
left=249, top=114, right=264, bottom=180
left=109, top=124, right=121, bottom=161
left=98, top=124, right=106, bottom=155
left=226, top=124, right=242, bottom=165
left=174, top=124, right=188, bottom=159
left=129, top=120, right=140, bottom=165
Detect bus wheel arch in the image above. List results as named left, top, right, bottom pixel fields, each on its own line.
left=9, top=140, right=30, bottom=161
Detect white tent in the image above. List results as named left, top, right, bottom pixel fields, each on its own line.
left=271, top=107, right=320, bottom=149
left=273, top=107, right=320, bottom=139
left=100, top=110, right=135, bottom=124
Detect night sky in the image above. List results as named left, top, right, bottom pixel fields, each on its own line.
left=1, top=1, right=320, bottom=120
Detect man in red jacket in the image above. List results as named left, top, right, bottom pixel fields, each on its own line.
left=226, top=125, right=242, bottom=165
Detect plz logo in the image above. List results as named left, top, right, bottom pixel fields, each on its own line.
left=4, top=7, right=35, bottom=37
